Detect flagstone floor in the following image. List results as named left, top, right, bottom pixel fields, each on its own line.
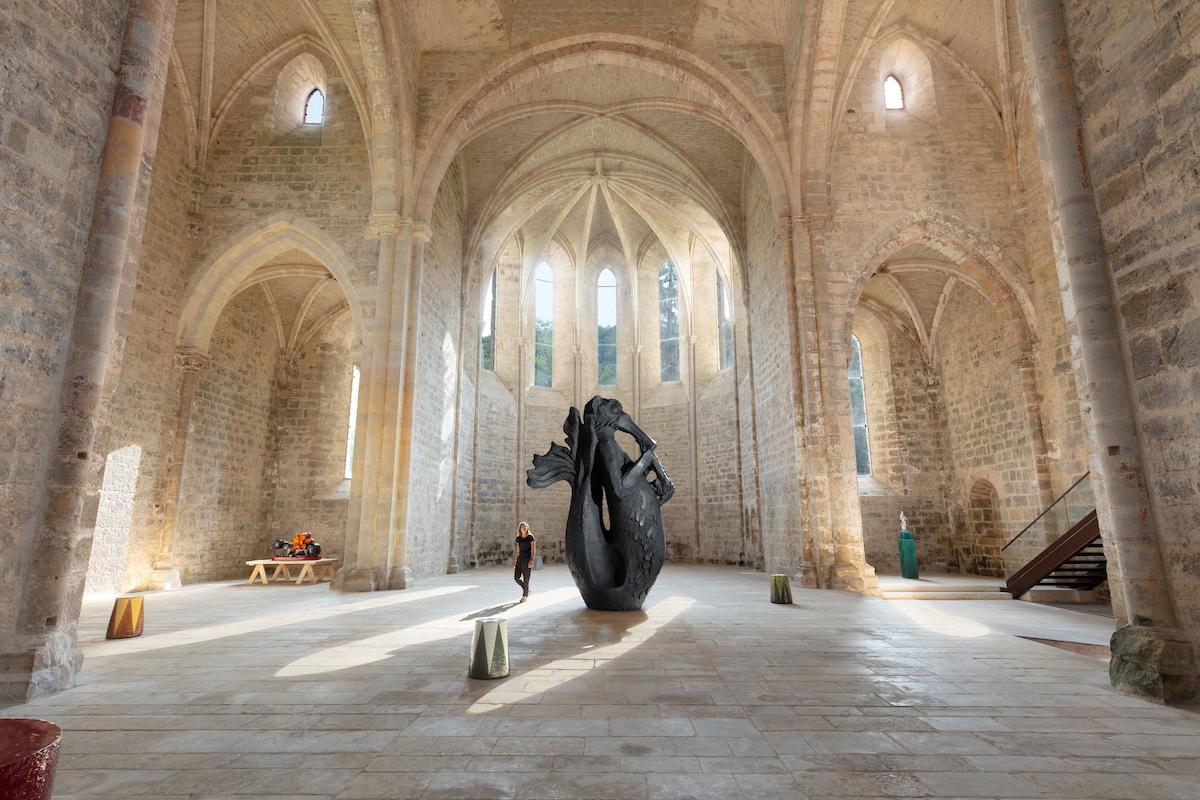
left=5, top=565, right=1200, bottom=799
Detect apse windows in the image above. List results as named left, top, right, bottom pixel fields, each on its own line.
left=848, top=336, right=871, bottom=475
left=481, top=269, right=497, bottom=370
left=534, top=262, right=554, bottom=388
left=716, top=269, right=734, bottom=370
left=344, top=366, right=360, bottom=480
left=883, top=75, right=904, bottom=110
left=597, top=268, right=617, bottom=385
left=304, top=88, right=325, bottom=124
left=659, top=261, right=681, bottom=381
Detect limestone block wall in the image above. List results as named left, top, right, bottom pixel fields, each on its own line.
left=175, top=293, right=277, bottom=581
left=1062, top=0, right=1200, bottom=637
left=468, top=372, right=519, bottom=566
left=264, top=327, right=355, bottom=561
left=95, top=80, right=195, bottom=592
left=854, top=315, right=952, bottom=574
left=936, top=286, right=1042, bottom=575
left=697, top=370, right=749, bottom=564
left=639, top=398, right=696, bottom=563
left=743, top=164, right=803, bottom=573
left=195, top=48, right=374, bottom=295
left=406, top=169, right=466, bottom=579
left=0, top=0, right=126, bottom=628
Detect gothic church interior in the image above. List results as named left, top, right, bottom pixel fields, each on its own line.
left=2, top=0, right=1200, bottom=796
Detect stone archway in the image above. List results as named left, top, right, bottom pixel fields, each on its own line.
left=959, top=479, right=1005, bottom=577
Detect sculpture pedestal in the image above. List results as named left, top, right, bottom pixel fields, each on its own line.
left=469, top=617, right=509, bottom=679
left=770, top=574, right=793, bottom=604
left=0, top=718, right=61, bottom=800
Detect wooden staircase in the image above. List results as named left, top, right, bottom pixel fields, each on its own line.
left=1004, top=509, right=1105, bottom=599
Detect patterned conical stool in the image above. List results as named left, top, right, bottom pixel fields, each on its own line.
left=468, top=617, right=510, bottom=679
left=105, top=595, right=144, bottom=639
left=770, top=574, right=793, bottom=604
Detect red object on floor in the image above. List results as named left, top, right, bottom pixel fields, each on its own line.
left=0, top=718, right=61, bottom=800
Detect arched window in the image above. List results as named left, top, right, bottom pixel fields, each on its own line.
left=883, top=75, right=904, bottom=110
left=344, top=365, right=360, bottom=480
left=597, top=268, right=617, bottom=385
left=658, top=261, right=680, bottom=381
left=533, top=262, right=554, bottom=387
left=304, top=88, right=325, bottom=124
left=480, top=269, right=497, bottom=370
left=848, top=336, right=871, bottom=475
left=716, top=269, right=734, bottom=370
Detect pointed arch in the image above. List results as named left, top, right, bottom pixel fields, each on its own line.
left=178, top=213, right=364, bottom=352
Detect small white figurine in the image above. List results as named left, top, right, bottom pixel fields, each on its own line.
left=900, top=510, right=908, bottom=531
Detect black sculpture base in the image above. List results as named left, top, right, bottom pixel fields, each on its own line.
left=527, top=397, right=674, bottom=612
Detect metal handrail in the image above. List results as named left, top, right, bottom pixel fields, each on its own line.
left=1001, top=471, right=1092, bottom=551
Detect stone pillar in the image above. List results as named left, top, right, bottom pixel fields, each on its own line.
left=1019, top=0, right=1196, bottom=701
left=790, top=213, right=878, bottom=594
left=385, top=224, right=432, bottom=589
left=148, top=346, right=212, bottom=589
left=7, top=0, right=178, bottom=702
left=342, top=214, right=402, bottom=591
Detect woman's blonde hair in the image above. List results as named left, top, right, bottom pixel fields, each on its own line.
left=517, top=521, right=530, bottom=535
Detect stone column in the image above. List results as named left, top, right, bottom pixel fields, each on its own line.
left=9, top=0, right=178, bottom=702
left=341, top=216, right=401, bottom=591
left=148, top=346, right=212, bottom=589
left=1019, top=0, right=1195, bottom=701
left=385, top=224, right=432, bottom=589
left=790, top=213, right=878, bottom=594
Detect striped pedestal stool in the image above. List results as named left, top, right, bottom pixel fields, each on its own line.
left=105, top=595, right=144, bottom=639
left=468, top=617, right=510, bottom=679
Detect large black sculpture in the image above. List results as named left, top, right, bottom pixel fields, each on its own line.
left=527, top=396, right=675, bottom=611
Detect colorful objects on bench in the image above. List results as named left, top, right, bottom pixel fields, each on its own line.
left=105, top=595, right=144, bottom=639
left=271, top=532, right=322, bottom=559
left=0, top=718, right=61, bottom=800
left=469, top=617, right=510, bottom=679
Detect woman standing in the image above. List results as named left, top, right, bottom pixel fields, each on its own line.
left=513, top=522, right=536, bottom=601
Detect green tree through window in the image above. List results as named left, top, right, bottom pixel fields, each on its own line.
left=480, top=269, right=496, bottom=370
left=848, top=336, right=871, bottom=475
left=597, top=268, right=617, bottom=385
left=534, top=263, right=554, bottom=387
left=659, top=261, right=680, bottom=381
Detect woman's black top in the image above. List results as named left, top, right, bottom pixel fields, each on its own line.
left=516, top=534, right=535, bottom=559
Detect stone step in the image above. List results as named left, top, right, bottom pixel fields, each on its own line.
left=880, top=582, right=1006, bottom=593
left=882, top=590, right=1013, bottom=601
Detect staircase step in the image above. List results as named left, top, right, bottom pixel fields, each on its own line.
left=882, top=590, right=1013, bottom=601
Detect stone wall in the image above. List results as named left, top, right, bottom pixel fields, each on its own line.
left=854, top=313, right=951, bottom=574
left=469, top=372, right=519, bottom=566
left=93, top=79, right=195, bottom=592
left=0, top=0, right=127, bottom=630
left=405, top=168, right=466, bottom=579
left=697, top=370, right=748, bottom=564
left=1061, top=0, right=1200, bottom=636
left=742, top=164, right=802, bottom=573
left=936, top=286, right=1042, bottom=574
left=265, top=323, right=355, bottom=562
left=175, top=293, right=277, bottom=582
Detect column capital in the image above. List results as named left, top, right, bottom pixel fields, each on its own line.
left=173, top=346, right=212, bottom=373
left=368, top=214, right=433, bottom=241
left=791, top=212, right=834, bottom=230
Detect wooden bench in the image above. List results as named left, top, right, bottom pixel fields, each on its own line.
left=246, top=557, right=339, bottom=586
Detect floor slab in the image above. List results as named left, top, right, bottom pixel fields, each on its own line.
left=3, top=565, right=1197, bottom=799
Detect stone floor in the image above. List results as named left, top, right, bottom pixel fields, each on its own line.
left=5, top=565, right=1200, bottom=799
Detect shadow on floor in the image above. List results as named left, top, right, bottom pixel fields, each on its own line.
left=460, top=601, right=522, bottom=620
